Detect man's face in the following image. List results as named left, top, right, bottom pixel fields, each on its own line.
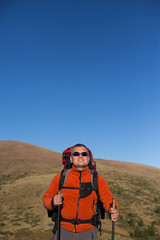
left=70, top=146, right=90, bottom=171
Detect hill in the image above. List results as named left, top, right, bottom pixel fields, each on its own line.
left=0, top=141, right=160, bottom=240
left=0, top=141, right=61, bottom=175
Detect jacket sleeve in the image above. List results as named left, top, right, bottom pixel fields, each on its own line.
left=98, top=174, right=118, bottom=214
left=42, top=172, right=61, bottom=210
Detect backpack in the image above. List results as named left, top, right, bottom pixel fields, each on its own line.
left=48, top=146, right=105, bottom=235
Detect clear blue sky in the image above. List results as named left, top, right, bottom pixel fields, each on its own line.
left=0, top=0, right=160, bottom=168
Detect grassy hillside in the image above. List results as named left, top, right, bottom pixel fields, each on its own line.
left=0, top=141, right=61, bottom=175
left=0, top=141, right=160, bottom=240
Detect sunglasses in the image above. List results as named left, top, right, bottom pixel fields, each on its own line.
left=72, top=152, right=89, bottom=157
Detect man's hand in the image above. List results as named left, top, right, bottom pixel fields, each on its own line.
left=109, top=207, right=119, bottom=222
left=53, top=193, right=64, bottom=206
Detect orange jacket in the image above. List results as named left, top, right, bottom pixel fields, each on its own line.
left=43, top=166, right=117, bottom=232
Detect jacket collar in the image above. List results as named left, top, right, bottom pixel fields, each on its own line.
left=71, top=165, right=90, bottom=176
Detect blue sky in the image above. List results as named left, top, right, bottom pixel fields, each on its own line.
left=0, top=0, right=160, bottom=168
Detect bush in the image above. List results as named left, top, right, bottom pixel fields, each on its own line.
left=146, top=225, right=155, bottom=236
left=130, top=224, right=156, bottom=239
left=128, top=218, right=135, bottom=227
left=138, top=218, right=143, bottom=227
left=155, top=206, right=160, bottom=214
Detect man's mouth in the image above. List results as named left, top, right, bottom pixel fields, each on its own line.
left=78, top=159, right=84, bottom=163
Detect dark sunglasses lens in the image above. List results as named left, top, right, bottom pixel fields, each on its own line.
left=73, top=152, right=80, bottom=156
left=82, top=152, right=88, bottom=156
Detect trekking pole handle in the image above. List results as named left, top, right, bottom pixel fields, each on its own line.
left=58, top=190, right=61, bottom=195
left=112, top=198, right=116, bottom=211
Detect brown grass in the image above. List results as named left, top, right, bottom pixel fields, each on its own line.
left=0, top=141, right=61, bottom=175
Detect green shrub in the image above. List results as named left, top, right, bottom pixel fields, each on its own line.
left=130, top=224, right=156, bottom=239
left=155, top=206, right=160, bottom=214
left=128, top=218, right=135, bottom=227
left=138, top=218, right=143, bottom=227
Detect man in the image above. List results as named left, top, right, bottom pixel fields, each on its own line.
left=43, top=144, right=119, bottom=240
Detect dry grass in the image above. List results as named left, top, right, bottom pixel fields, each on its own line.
left=0, top=141, right=160, bottom=240
left=0, top=141, right=61, bottom=175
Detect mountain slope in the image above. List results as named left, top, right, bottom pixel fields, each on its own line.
left=0, top=141, right=61, bottom=174
left=1, top=140, right=159, bottom=178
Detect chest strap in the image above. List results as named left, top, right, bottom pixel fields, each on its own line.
left=61, top=217, right=91, bottom=225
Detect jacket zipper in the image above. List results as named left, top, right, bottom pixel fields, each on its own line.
left=75, top=171, right=81, bottom=232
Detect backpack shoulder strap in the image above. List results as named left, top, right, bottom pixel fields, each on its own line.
left=91, top=170, right=106, bottom=220
left=90, top=169, right=98, bottom=195
left=59, top=169, right=70, bottom=190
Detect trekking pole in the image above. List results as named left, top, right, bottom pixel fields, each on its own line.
left=112, top=198, right=116, bottom=240
left=57, top=190, right=61, bottom=240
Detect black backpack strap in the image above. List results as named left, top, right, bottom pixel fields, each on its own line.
left=90, top=170, right=103, bottom=235
left=59, top=169, right=70, bottom=190
left=90, top=170, right=98, bottom=195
